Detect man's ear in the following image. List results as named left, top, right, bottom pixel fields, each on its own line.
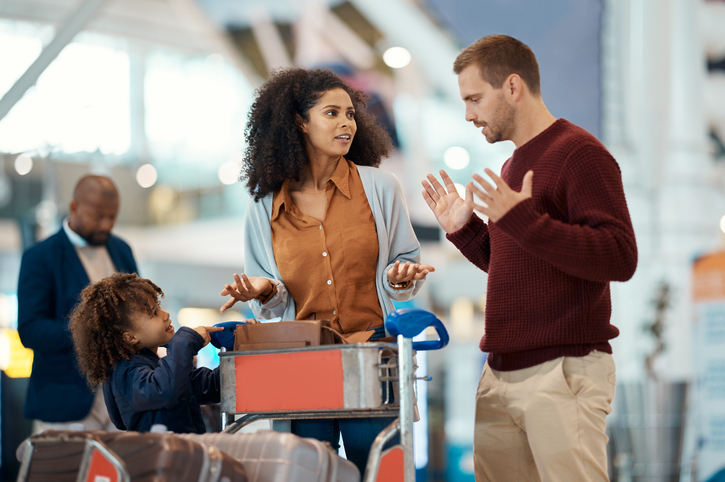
left=506, top=74, right=524, bottom=101
left=122, top=331, right=138, bottom=346
left=69, top=199, right=78, bottom=219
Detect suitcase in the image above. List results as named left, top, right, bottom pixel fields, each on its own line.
left=179, top=430, right=360, bottom=482
left=17, top=430, right=248, bottom=482
left=233, top=320, right=341, bottom=351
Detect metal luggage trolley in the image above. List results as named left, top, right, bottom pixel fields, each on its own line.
left=218, top=308, right=449, bottom=482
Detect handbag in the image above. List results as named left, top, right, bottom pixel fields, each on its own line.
left=233, top=320, right=344, bottom=351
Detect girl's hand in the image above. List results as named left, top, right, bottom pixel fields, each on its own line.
left=193, top=325, right=224, bottom=347
left=387, top=260, right=435, bottom=287
left=219, top=274, right=273, bottom=313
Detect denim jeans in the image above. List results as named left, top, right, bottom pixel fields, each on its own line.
left=290, top=325, right=400, bottom=475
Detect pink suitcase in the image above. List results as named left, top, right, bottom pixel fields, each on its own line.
left=179, top=430, right=360, bottom=482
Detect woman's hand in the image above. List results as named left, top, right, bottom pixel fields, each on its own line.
left=193, top=326, right=225, bottom=347
left=219, top=274, right=273, bottom=313
left=387, top=260, right=435, bottom=288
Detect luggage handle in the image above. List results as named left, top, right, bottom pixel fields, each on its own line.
left=210, top=321, right=249, bottom=350
left=384, top=308, right=449, bottom=351
left=321, top=325, right=349, bottom=344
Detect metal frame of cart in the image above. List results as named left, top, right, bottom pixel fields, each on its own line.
left=218, top=308, right=449, bottom=482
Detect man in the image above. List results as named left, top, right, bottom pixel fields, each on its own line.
left=422, top=35, right=637, bottom=481
left=18, top=175, right=138, bottom=432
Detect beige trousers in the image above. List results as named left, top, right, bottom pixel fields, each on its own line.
left=473, top=350, right=616, bottom=482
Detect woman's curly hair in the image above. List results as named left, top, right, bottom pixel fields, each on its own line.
left=69, top=273, right=164, bottom=387
left=242, top=68, right=393, bottom=201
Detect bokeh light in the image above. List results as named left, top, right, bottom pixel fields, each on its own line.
left=136, top=163, right=158, bottom=188
left=383, top=47, right=412, bottom=69
left=14, top=154, right=33, bottom=175
left=443, top=146, right=470, bottom=170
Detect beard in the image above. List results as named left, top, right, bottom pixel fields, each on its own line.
left=83, top=231, right=111, bottom=246
left=482, top=96, right=516, bottom=144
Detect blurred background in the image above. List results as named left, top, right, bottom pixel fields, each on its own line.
left=1, top=0, right=725, bottom=480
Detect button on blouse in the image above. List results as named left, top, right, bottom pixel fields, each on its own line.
left=270, top=158, right=383, bottom=334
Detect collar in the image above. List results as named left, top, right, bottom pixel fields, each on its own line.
left=63, top=217, right=88, bottom=248
left=271, top=158, right=352, bottom=221
left=271, top=179, right=293, bottom=221
left=329, top=157, right=351, bottom=200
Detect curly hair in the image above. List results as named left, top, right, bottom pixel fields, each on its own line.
left=242, top=68, right=393, bottom=201
left=69, top=273, right=164, bottom=387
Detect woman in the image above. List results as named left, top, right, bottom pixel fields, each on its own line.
left=220, top=68, right=433, bottom=473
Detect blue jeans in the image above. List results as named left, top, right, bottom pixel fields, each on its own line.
left=291, top=325, right=400, bottom=474
left=291, top=416, right=399, bottom=474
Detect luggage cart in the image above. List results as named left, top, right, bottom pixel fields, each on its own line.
left=218, top=308, right=449, bottom=482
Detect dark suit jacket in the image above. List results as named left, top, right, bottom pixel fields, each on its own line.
left=17, top=228, right=138, bottom=422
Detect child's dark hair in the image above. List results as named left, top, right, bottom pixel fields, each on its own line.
left=70, top=273, right=164, bottom=387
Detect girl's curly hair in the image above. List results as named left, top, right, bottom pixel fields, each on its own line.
left=69, top=273, right=164, bottom=387
left=242, top=68, right=393, bottom=201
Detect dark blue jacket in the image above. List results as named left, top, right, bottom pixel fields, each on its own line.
left=17, top=228, right=138, bottom=422
left=103, top=328, right=220, bottom=434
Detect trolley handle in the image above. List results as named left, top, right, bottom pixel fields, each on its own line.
left=210, top=321, right=249, bottom=350
left=385, top=308, right=449, bottom=351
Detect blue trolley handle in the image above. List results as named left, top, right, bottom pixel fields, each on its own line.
left=384, top=308, right=449, bottom=351
left=210, top=320, right=250, bottom=350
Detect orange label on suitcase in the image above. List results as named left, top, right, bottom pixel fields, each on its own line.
left=85, top=448, right=121, bottom=482
left=376, top=447, right=404, bottom=482
left=235, top=350, right=345, bottom=411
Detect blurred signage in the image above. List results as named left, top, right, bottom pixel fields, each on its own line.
left=692, top=251, right=725, bottom=481
left=0, top=328, right=33, bottom=378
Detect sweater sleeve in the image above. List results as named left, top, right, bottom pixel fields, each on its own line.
left=379, top=170, right=424, bottom=301
left=446, top=214, right=492, bottom=272
left=243, top=198, right=292, bottom=319
left=122, top=328, right=204, bottom=411
left=494, top=143, right=638, bottom=282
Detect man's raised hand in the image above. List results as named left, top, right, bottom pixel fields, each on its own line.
left=469, top=169, right=533, bottom=223
left=421, top=170, right=474, bottom=234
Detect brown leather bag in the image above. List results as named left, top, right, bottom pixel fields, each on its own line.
left=233, top=320, right=344, bottom=351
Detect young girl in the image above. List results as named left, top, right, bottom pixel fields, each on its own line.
left=70, top=272, right=224, bottom=433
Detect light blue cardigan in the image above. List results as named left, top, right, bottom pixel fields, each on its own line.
left=243, top=165, right=424, bottom=323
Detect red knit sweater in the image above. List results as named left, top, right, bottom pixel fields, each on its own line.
left=447, top=119, right=637, bottom=371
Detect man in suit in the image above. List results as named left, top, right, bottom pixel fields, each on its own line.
left=17, top=175, right=138, bottom=432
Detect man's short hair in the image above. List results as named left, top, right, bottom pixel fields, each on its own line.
left=453, top=34, right=541, bottom=96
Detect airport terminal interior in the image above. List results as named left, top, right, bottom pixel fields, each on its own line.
left=2, top=0, right=725, bottom=480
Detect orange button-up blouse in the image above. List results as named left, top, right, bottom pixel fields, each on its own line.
left=270, top=158, right=384, bottom=335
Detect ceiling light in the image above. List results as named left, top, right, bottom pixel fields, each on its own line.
left=14, top=154, right=33, bottom=175
left=383, top=47, right=412, bottom=69
left=136, top=164, right=158, bottom=188
left=443, top=146, right=470, bottom=170
left=218, top=160, right=240, bottom=185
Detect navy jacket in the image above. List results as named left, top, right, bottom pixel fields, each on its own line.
left=17, top=228, right=137, bottom=422
left=103, top=328, right=220, bottom=433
